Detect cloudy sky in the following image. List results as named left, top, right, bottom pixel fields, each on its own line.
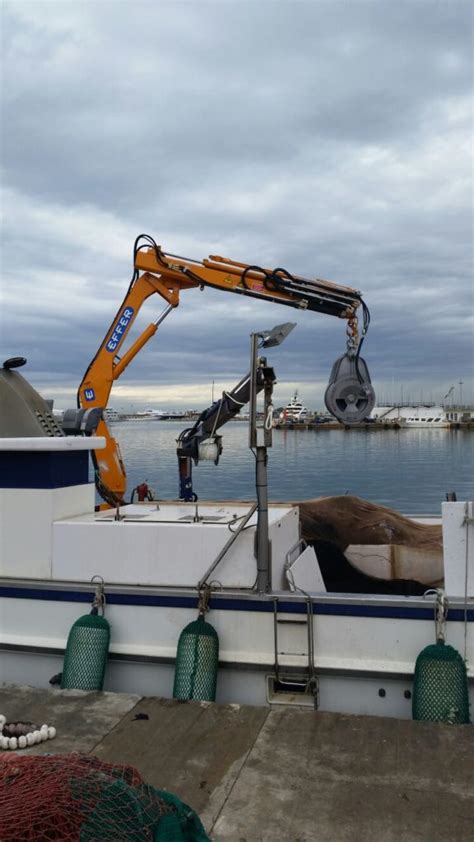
left=1, top=0, right=472, bottom=412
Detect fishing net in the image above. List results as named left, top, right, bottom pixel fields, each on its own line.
left=298, top=495, right=443, bottom=585
left=0, top=753, right=209, bottom=841
left=298, top=496, right=443, bottom=552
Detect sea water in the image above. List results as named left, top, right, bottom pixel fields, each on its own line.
left=110, top=422, right=473, bottom=515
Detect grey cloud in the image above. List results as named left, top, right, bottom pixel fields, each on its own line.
left=2, top=2, right=472, bottom=209
left=1, top=1, right=472, bottom=407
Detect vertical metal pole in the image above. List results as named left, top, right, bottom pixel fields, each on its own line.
left=249, top=333, right=272, bottom=593
left=256, top=442, right=270, bottom=592
left=249, top=334, right=258, bottom=449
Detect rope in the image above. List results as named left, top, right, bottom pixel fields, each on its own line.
left=209, top=398, right=223, bottom=438
left=197, top=583, right=212, bottom=616
left=423, top=588, right=448, bottom=643
left=265, top=402, right=274, bottom=430
left=435, top=589, right=448, bottom=643
left=223, top=389, right=246, bottom=408
left=91, top=575, right=106, bottom=616
left=211, top=389, right=246, bottom=436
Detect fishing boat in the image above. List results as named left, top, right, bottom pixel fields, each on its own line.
left=1, top=360, right=472, bottom=721
left=278, top=391, right=309, bottom=424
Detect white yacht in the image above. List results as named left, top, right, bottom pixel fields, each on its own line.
left=103, top=408, right=121, bottom=423
left=119, top=409, right=176, bottom=421
left=371, top=404, right=449, bottom=428
left=279, top=391, right=309, bottom=423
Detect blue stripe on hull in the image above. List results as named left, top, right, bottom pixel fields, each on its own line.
left=1, top=585, right=473, bottom=621
left=0, top=451, right=90, bottom=488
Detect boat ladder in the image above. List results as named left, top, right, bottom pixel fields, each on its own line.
left=272, top=596, right=319, bottom=708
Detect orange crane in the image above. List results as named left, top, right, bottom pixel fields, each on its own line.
left=78, top=234, right=370, bottom=506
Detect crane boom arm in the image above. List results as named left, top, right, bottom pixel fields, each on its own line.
left=77, top=235, right=367, bottom=506
left=133, top=244, right=362, bottom=319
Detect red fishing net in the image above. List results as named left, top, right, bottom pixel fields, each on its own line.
left=0, top=753, right=209, bottom=841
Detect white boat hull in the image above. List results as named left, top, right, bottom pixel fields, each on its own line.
left=1, top=437, right=473, bottom=720
left=2, top=578, right=473, bottom=719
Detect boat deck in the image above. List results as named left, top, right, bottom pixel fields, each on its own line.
left=1, top=686, right=473, bottom=841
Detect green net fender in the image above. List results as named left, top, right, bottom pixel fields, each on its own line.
left=61, top=613, right=111, bottom=691
left=412, top=641, right=470, bottom=724
left=173, top=615, right=219, bottom=702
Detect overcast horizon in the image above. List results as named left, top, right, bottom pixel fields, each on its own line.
left=1, top=1, right=473, bottom=412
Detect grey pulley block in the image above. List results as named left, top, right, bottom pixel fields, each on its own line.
left=324, top=354, right=375, bottom=423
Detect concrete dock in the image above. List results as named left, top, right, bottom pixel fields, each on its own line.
left=1, top=686, right=473, bottom=841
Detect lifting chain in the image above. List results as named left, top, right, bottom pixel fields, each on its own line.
left=346, top=315, right=359, bottom=357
